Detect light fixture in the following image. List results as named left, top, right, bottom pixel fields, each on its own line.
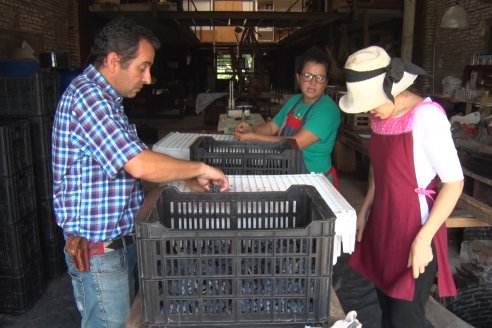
left=441, top=2, right=470, bottom=28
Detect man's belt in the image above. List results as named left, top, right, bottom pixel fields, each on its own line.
left=88, top=235, right=134, bottom=256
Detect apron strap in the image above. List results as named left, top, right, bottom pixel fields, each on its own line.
left=279, top=96, right=320, bottom=135
left=325, top=166, right=338, bottom=189
left=278, top=98, right=303, bottom=135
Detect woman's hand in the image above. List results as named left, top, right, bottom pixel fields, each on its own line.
left=235, top=122, right=254, bottom=134
left=234, top=130, right=256, bottom=141
left=356, top=210, right=369, bottom=242
left=407, top=235, right=433, bottom=279
left=234, top=122, right=255, bottom=141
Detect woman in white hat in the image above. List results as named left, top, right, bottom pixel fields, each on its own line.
left=234, top=46, right=341, bottom=186
left=339, top=46, right=464, bottom=327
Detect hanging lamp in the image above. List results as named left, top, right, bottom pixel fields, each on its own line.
left=441, top=2, right=470, bottom=28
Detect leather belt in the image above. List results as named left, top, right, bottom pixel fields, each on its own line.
left=88, top=235, right=134, bottom=256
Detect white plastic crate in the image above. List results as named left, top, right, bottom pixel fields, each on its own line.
left=152, top=132, right=234, bottom=160
left=165, top=173, right=357, bottom=264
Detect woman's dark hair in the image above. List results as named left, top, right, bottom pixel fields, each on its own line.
left=295, top=46, right=330, bottom=75
left=90, top=17, right=160, bottom=69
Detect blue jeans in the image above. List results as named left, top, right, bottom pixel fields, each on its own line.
left=64, top=242, right=137, bottom=328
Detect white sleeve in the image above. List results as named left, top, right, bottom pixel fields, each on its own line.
left=413, top=103, right=463, bottom=223
left=413, top=103, right=464, bottom=185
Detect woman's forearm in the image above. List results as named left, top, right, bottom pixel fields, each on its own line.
left=417, top=180, right=464, bottom=243
left=254, top=121, right=277, bottom=135
left=359, top=166, right=375, bottom=215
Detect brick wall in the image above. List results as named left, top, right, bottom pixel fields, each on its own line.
left=444, top=285, right=492, bottom=327
left=443, top=230, right=492, bottom=327
left=0, top=0, right=80, bottom=67
left=414, top=0, right=492, bottom=95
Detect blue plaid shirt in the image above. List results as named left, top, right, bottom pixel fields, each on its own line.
left=52, top=65, right=147, bottom=243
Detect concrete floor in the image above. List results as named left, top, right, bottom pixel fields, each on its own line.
left=0, top=111, right=473, bottom=328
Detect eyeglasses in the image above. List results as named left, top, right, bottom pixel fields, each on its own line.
left=300, top=72, right=327, bottom=83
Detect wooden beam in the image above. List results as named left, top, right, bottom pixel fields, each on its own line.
left=456, top=193, right=492, bottom=227
left=401, top=0, right=416, bottom=61
left=446, top=216, right=490, bottom=228
left=363, top=10, right=369, bottom=47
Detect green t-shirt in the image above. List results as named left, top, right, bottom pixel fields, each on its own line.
left=273, top=94, right=341, bottom=174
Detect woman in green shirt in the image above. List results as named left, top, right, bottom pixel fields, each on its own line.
left=235, top=46, right=341, bottom=185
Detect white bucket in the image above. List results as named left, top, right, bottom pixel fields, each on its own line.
left=442, top=76, right=462, bottom=97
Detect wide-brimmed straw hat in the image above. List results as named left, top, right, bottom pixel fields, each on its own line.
left=339, top=46, right=426, bottom=114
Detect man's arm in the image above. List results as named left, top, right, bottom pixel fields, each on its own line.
left=124, top=150, right=229, bottom=191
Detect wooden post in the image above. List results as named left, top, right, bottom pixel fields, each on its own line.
left=401, top=0, right=416, bottom=62
left=363, top=10, right=369, bottom=47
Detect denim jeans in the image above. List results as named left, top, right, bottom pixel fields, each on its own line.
left=64, top=242, right=137, bottom=328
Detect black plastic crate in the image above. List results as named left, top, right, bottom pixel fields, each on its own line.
left=0, top=72, right=59, bottom=117
left=190, top=137, right=303, bottom=175
left=33, top=157, right=53, bottom=200
left=0, top=120, right=32, bottom=177
left=41, top=71, right=60, bottom=117
left=465, top=153, right=492, bottom=179
left=135, top=185, right=336, bottom=327
left=0, top=168, right=37, bottom=224
left=37, top=197, right=61, bottom=243
left=36, top=197, right=66, bottom=277
left=0, top=211, right=42, bottom=275
left=42, top=241, right=67, bottom=277
left=0, top=259, right=45, bottom=314
left=25, top=115, right=52, bottom=161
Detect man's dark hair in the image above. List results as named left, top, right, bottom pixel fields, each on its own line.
left=295, top=46, right=330, bottom=75
left=90, top=17, right=160, bottom=69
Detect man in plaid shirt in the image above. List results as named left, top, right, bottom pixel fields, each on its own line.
left=52, top=18, right=228, bottom=327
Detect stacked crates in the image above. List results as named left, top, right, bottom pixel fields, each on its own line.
left=190, top=137, right=304, bottom=175
left=0, top=73, right=59, bottom=117
left=135, top=185, right=336, bottom=327
left=141, top=129, right=326, bottom=326
left=0, top=121, right=45, bottom=313
left=0, top=72, right=66, bottom=279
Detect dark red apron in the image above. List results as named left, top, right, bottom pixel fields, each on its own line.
left=278, top=97, right=338, bottom=188
left=348, top=105, right=456, bottom=300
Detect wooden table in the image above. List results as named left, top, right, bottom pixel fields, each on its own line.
left=432, top=94, right=492, bottom=115
left=448, top=168, right=492, bottom=228
left=217, top=113, right=265, bottom=134
left=126, top=287, right=346, bottom=328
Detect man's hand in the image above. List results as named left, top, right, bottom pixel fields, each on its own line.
left=194, top=164, right=229, bottom=192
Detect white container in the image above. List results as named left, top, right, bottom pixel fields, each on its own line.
left=152, top=132, right=234, bottom=160
left=442, top=76, right=462, bottom=97
left=165, top=174, right=357, bottom=264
